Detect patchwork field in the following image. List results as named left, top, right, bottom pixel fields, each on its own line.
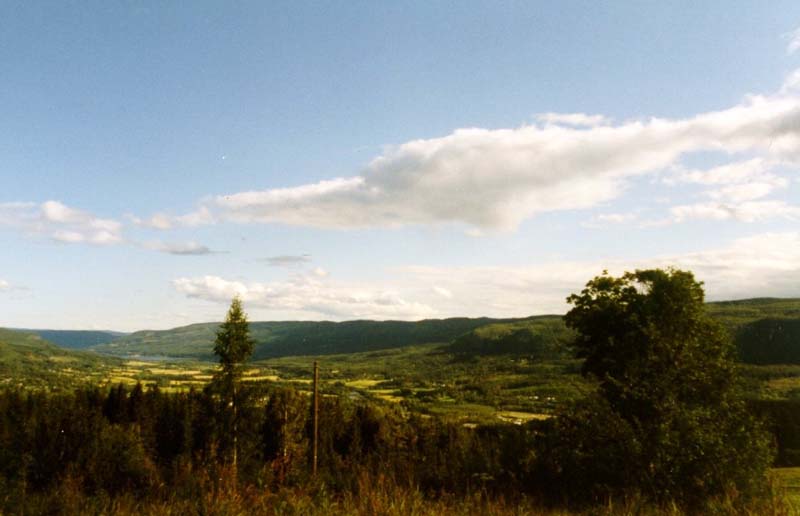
left=0, top=338, right=579, bottom=424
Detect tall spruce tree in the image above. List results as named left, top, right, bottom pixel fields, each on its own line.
left=212, top=296, right=254, bottom=475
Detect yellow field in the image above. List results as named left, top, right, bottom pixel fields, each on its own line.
left=345, top=379, right=383, bottom=389
left=144, top=367, right=202, bottom=375
left=496, top=411, right=551, bottom=423
left=124, top=360, right=153, bottom=367
left=766, top=377, right=800, bottom=397
left=241, top=375, right=280, bottom=382
left=105, top=376, right=139, bottom=385
left=242, top=369, right=265, bottom=376
left=371, top=389, right=404, bottom=403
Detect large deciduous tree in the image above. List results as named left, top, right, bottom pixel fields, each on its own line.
left=538, top=268, right=772, bottom=509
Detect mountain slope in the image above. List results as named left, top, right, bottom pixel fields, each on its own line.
left=93, top=317, right=526, bottom=360
left=91, top=298, right=800, bottom=364
left=446, top=298, right=800, bottom=364
left=445, top=316, right=573, bottom=358
left=0, top=328, right=119, bottom=388
left=16, top=329, right=125, bottom=349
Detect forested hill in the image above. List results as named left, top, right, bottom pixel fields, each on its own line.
left=445, top=298, right=800, bottom=364
left=92, top=317, right=528, bottom=360
left=84, top=298, right=800, bottom=364
left=14, top=329, right=126, bottom=349
left=445, top=316, right=574, bottom=358
left=0, top=328, right=117, bottom=387
left=705, top=297, right=800, bottom=327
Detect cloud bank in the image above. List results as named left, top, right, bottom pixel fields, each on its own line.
left=173, top=232, right=800, bottom=320
left=173, top=272, right=435, bottom=320
left=398, top=231, right=800, bottom=317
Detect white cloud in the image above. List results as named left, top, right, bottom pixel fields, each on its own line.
left=172, top=233, right=800, bottom=321
left=535, top=112, right=611, bottom=127
left=668, top=232, right=800, bottom=299
left=0, top=201, right=123, bottom=245
left=706, top=182, right=777, bottom=202
left=666, top=158, right=780, bottom=186
left=786, top=27, right=800, bottom=55
left=781, top=69, right=800, bottom=93
left=665, top=158, right=789, bottom=202
left=582, top=212, right=638, bottom=228
left=658, top=157, right=797, bottom=221
left=175, top=206, right=215, bottom=227
left=153, top=74, right=800, bottom=232
left=144, top=241, right=215, bottom=255
left=173, top=272, right=435, bottom=320
left=396, top=232, right=800, bottom=318
left=432, top=286, right=453, bottom=299
left=130, top=213, right=173, bottom=230
left=0, top=279, right=9, bottom=291
left=670, top=200, right=800, bottom=223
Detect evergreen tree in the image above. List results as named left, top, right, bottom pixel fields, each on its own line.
left=212, top=296, right=255, bottom=476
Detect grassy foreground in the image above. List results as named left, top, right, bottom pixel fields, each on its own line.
left=12, top=471, right=797, bottom=515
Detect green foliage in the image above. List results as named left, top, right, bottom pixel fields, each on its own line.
left=736, top=318, right=800, bottom=365
left=446, top=316, right=574, bottom=358
left=87, top=297, right=800, bottom=369
left=541, top=268, right=774, bottom=509
left=565, top=269, right=735, bottom=414
left=750, top=399, right=800, bottom=466
left=213, top=296, right=254, bottom=380
left=706, top=297, right=800, bottom=327
left=263, top=343, right=587, bottom=422
left=0, top=380, right=790, bottom=514
left=262, top=387, right=308, bottom=483
left=0, top=328, right=120, bottom=389
left=210, top=297, right=255, bottom=473
left=0, top=383, right=539, bottom=511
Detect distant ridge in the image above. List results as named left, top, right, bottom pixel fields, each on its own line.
left=92, top=317, right=530, bottom=360
left=14, top=329, right=127, bottom=349
left=24, top=297, right=797, bottom=365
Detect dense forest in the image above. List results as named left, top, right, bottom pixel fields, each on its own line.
left=1, top=382, right=795, bottom=515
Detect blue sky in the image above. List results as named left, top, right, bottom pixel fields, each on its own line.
left=2, top=1, right=800, bottom=330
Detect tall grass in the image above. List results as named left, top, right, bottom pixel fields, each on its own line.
left=7, top=469, right=794, bottom=516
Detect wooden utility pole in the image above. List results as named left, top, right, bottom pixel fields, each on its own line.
left=312, top=360, right=319, bottom=477
left=232, top=380, right=238, bottom=488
